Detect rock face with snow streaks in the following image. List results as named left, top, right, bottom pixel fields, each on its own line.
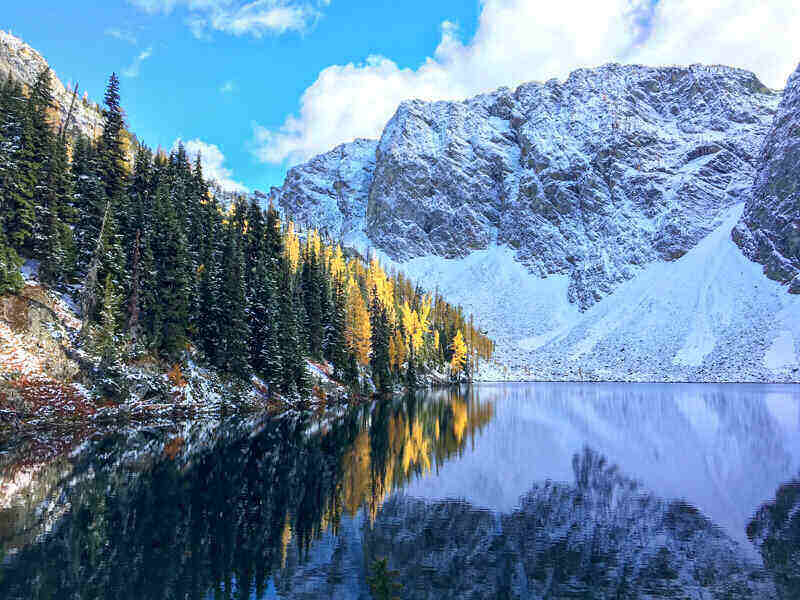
left=733, top=62, right=800, bottom=291
left=274, top=64, right=779, bottom=309
left=270, top=138, right=377, bottom=243
left=271, top=63, right=800, bottom=381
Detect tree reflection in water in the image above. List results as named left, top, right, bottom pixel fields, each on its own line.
left=0, top=388, right=492, bottom=599
left=749, top=476, right=800, bottom=600
left=0, top=386, right=792, bottom=599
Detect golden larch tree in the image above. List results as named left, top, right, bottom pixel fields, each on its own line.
left=450, top=330, right=467, bottom=374
left=285, top=221, right=300, bottom=272
left=345, top=276, right=372, bottom=365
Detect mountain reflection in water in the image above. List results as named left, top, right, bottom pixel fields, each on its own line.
left=0, top=383, right=798, bottom=599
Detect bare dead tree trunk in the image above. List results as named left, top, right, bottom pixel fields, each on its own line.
left=80, top=199, right=111, bottom=337
left=58, top=82, right=79, bottom=145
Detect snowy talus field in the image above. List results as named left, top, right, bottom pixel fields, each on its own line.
left=270, top=62, right=800, bottom=382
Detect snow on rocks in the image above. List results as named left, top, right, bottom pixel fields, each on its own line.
left=733, top=61, right=800, bottom=290
left=274, top=63, right=779, bottom=310
left=0, top=29, right=104, bottom=139
left=271, top=63, right=800, bottom=382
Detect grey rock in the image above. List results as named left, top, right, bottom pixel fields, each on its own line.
left=275, top=64, right=779, bottom=310
left=733, top=62, right=800, bottom=291
left=270, top=138, right=377, bottom=242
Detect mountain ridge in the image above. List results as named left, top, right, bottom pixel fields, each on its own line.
left=272, top=62, right=800, bottom=382
left=272, top=63, right=779, bottom=309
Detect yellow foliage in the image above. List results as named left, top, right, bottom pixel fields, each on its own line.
left=399, top=296, right=431, bottom=353
left=450, top=330, right=467, bottom=374
left=390, top=328, right=406, bottom=370
left=366, top=255, right=395, bottom=324
left=305, top=228, right=321, bottom=259
left=329, top=245, right=346, bottom=281
left=345, top=276, right=371, bottom=365
left=285, top=221, right=300, bottom=272
left=451, top=400, right=468, bottom=442
left=401, top=420, right=431, bottom=475
left=280, top=513, right=292, bottom=569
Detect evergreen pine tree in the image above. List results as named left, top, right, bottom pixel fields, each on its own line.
left=367, top=557, right=402, bottom=600
left=71, top=136, right=107, bottom=282
left=6, top=72, right=47, bottom=253
left=0, top=226, right=23, bottom=295
left=405, top=346, right=418, bottom=390
left=197, top=201, right=224, bottom=365
left=369, top=289, right=392, bottom=395
left=325, top=279, right=349, bottom=380
left=249, top=254, right=281, bottom=384
left=95, top=273, right=121, bottom=365
left=98, top=73, right=127, bottom=202
left=151, top=173, right=190, bottom=358
left=300, top=250, right=325, bottom=359
left=219, top=224, right=250, bottom=377
left=0, top=75, right=24, bottom=294
left=277, top=262, right=308, bottom=396
left=39, top=135, right=73, bottom=286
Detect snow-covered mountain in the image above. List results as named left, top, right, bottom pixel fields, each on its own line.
left=271, top=63, right=800, bottom=382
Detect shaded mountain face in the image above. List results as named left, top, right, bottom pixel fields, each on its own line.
left=272, top=64, right=778, bottom=309
left=733, top=62, right=800, bottom=292
left=0, top=30, right=103, bottom=138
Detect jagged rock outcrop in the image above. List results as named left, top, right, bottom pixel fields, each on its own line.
left=733, top=62, right=800, bottom=292
left=270, top=138, right=377, bottom=243
left=0, top=30, right=104, bottom=138
left=273, top=64, right=779, bottom=309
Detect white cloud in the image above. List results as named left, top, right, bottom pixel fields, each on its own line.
left=219, top=80, right=237, bottom=93
left=105, top=27, right=138, bottom=45
left=122, top=46, right=153, bottom=78
left=254, top=0, right=800, bottom=166
left=631, top=0, right=799, bottom=89
left=128, top=0, right=326, bottom=38
left=174, top=138, right=249, bottom=193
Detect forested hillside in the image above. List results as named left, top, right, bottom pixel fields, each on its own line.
left=0, top=68, right=492, bottom=412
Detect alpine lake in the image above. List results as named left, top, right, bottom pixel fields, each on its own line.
left=1, top=383, right=799, bottom=599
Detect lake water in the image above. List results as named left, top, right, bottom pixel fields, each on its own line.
left=1, top=383, right=799, bottom=599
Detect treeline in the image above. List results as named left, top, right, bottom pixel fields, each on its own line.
left=0, top=69, right=492, bottom=397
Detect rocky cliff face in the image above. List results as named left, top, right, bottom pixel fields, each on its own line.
left=0, top=30, right=104, bottom=138
left=733, top=62, right=800, bottom=291
left=270, top=138, right=377, bottom=244
left=273, top=64, right=779, bottom=309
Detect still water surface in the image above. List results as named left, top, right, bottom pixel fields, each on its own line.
left=1, top=383, right=799, bottom=599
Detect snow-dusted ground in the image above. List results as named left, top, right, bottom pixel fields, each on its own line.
left=381, top=204, right=800, bottom=382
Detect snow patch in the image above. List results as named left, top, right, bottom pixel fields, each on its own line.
left=20, top=259, right=40, bottom=282
left=764, top=330, right=797, bottom=371
left=376, top=203, right=800, bottom=382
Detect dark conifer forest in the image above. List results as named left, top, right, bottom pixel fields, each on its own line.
left=0, top=69, right=493, bottom=399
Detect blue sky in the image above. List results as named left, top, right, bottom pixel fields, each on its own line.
left=4, top=1, right=798, bottom=193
